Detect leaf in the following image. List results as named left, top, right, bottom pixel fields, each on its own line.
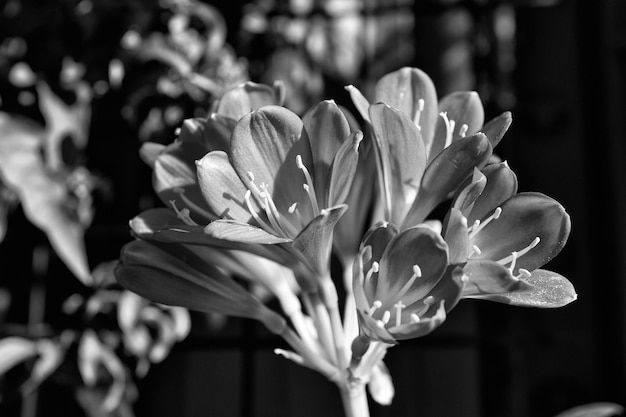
left=553, top=403, right=624, bottom=417
left=0, top=113, right=92, bottom=284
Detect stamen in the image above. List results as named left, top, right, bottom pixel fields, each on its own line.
left=381, top=310, right=391, bottom=325
left=413, top=98, right=425, bottom=130
left=368, top=300, right=382, bottom=316
left=169, top=200, right=198, bottom=226
left=515, top=268, right=532, bottom=279
left=394, top=264, right=422, bottom=300
left=496, top=237, right=541, bottom=272
left=296, top=155, right=320, bottom=215
left=412, top=295, right=436, bottom=317
left=258, top=183, right=289, bottom=236
left=459, top=123, right=469, bottom=137
left=244, top=190, right=275, bottom=234
left=394, top=301, right=406, bottom=327
left=173, top=188, right=216, bottom=221
left=469, top=244, right=482, bottom=258
left=288, top=202, right=305, bottom=227
left=468, top=219, right=481, bottom=233
left=365, top=262, right=379, bottom=288
left=440, top=112, right=456, bottom=149
left=469, top=207, right=502, bottom=238
left=245, top=171, right=265, bottom=207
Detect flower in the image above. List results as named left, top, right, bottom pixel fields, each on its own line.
left=346, top=67, right=510, bottom=229
left=443, top=162, right=576, bottom=307
left=352, top=222, right=465, bottom=344
left=140, top=81, right=285, bottom=227
left=116, top=239, right=288, bottom=334
left=198, top=101, right=362, bottom=280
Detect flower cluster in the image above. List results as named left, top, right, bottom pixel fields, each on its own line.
left=115, top=67, right=576, bottom=416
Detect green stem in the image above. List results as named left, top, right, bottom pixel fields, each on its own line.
left=339, top=384, right=370, bottom=417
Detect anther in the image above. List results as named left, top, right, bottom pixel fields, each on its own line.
left=469, top=244, right=482, bottom=258
left=469, top=207, right=502, bottom=238
left=169, top=200, right=197, bottom=226
left=440, top=112, right=456, bottom=149
left=394, top=264, right=422, bottom=301
left=365, top=262, right=379, bottom=288
left=459, top=123, right=469, bottom=137
left=414, top=98, right=425, bottom=130
left=423, top=296, right=435, bottom=306
left=410, top=314, right=420, bottom=323
left=381, top=310, right=391, bottom=325
left=368, top=300, right=382, bottom=316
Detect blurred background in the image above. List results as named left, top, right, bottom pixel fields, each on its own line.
left=0, top=0, right=625, bottom=416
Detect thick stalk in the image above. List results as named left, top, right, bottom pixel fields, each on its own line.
left=339, top=384, right=370, bottom=417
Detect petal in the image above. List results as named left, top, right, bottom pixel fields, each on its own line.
left=292, top=204, right=348, bottom=277
left=471, top=192, right=570, bottom=272
left=402, top=133, right=493, bottom=228
left=368, top=361, right=395, bottom=406
left=358, top=221, right=400, bottom=300
left=451, top=167, right=487, bottom=218
left=345, top=85, right=371, bottom=122
left=369, top=103, right=426, bottom=223
left=376, top=226, right=448, bottom=307
left=230, top=106, right=313, bottom=217
left=327, top=131, right=362, bottom=207
left=204, top=219, right=292, bottom=244
left=333, top=147, right=378, bottom=263
left=154, top=141, right=214, bottom=222
left=481, top=111, right=512, bottom=148
left=443, top=208, right=470, bottom=265
left=468, top=269, right=576, bottom=308
left=147, top=225, right=294, bottom=266
left=196, top=151, right=251, bottom=221
left=302, top=100, right=352, bottom=206
left=139, top=142, right=165, bottom=168
left=374, top=67, right=439, bottom=150
left=129, top=208, right=182, bottom=238
left=462, top=260, right=528, bottom=297
left=431, top=91, right=485, bottom=158
left=468, top=161, right=518, bottom=224
left=214, top=82, right=281, bottom=120
left=177, top=116, right=233, bottom=152
left=388, top=301, right=447, bottom=341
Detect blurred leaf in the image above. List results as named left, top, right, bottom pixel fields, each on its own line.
left=554, top=403, right=624, bottom=417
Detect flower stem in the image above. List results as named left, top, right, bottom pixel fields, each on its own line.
left=339, top=384, right=370, bottom=417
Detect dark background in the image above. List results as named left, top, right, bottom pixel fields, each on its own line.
left=1, top=0, right=625, bottom=416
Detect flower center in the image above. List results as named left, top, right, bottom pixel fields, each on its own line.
left=242, top=155, right=322, bottom=238
left=468, top=207, right=540, bottom=279
left=365, top=264, right=434, bottom=330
